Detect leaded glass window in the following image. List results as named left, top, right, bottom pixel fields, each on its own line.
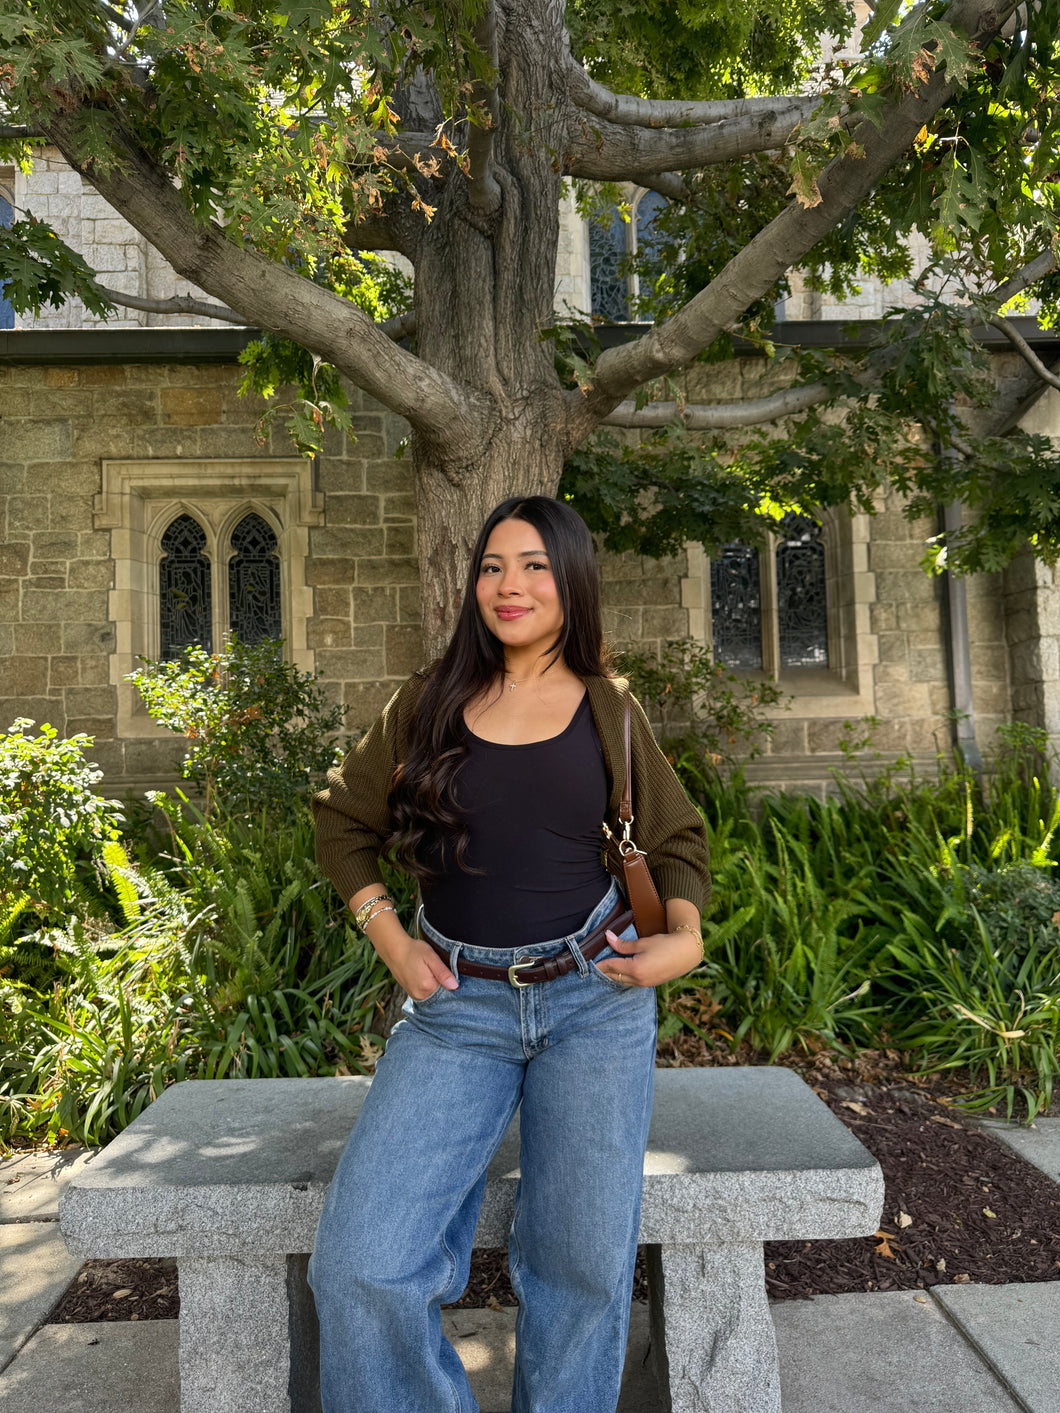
left=710, top=543, right=763, bottom=669
left=0, top=192, right=14, bottom=331
left=228, top=513, right=281, bottom=645
left=777, top=514, right=828, bottom=668
left=160, top=514, right=212, bottom=658
left=634, top=190, right=666, bottom=307
left=589, top=208, right=629, bottom=322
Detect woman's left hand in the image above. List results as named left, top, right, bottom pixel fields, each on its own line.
left=594, top=927, right=704, bottom=988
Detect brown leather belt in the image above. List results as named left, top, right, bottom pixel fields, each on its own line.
left=423, top=899, right=633, bottom=987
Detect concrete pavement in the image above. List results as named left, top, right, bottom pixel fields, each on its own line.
left=1, top=1126, right=1058, bottom=1412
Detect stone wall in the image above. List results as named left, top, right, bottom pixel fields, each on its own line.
left=0, top=355, right=691, bottom=790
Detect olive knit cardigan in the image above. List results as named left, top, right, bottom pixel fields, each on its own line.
left=311, top=671, right=711, bottom=917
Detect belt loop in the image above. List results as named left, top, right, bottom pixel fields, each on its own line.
left=449, top=942, right=462, bottom=982
left=564, top=935, right=590, bottom=977
left=415, top=902, right=425, bottom=939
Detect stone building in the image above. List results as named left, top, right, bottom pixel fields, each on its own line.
left=2, top=152, right=1060, bottom=796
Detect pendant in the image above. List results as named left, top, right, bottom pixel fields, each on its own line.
left=509, top=681, right=516, bottom=691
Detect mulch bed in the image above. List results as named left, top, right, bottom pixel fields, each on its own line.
left=43, top=1042, right=1060, bottom=1323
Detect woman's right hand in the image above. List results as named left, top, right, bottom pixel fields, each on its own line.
left=376, top=930, right=459, bottom=1001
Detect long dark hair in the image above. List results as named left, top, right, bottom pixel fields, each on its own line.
left=387, top=496, right=611, bottom=883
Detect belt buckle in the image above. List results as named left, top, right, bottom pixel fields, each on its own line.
left=508, top=956, right=535, bottom=988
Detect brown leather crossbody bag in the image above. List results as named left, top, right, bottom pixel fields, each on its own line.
left=601, top=693, right=667, bottom=938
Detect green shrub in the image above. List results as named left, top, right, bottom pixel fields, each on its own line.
left=126, top=636, right=348, bottom=822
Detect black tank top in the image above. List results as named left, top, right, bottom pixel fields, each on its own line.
left=420, top=692, right=612, bottom=947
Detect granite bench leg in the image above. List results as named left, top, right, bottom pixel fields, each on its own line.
left=176, top=1253, right=321, bottom=1413
left=646, top=1242, right=781, bottom=1413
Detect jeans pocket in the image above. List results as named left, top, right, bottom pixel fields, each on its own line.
left=588, top=944, right=634, bottom=993
left=410, top=982, right=448, bottom=1007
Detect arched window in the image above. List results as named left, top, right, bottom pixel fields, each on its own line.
left=159, top=514, right=212, bottom=658
left=776, top=514, right=828, bottom=668
left=0, top=187, right=14, bottom=331
left=589, top=188, right=667, bottom=323
left=710, top=543, right=763, bottom=670
left=228, top=512, right=281, bottom=645
left=709, top=514, right=830, bottom=674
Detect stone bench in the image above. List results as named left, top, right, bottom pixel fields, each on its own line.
left=58, top=1066, right=883, bottom=1413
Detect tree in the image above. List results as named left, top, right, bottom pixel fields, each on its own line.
left=1, top=0, right=1059, bottom=652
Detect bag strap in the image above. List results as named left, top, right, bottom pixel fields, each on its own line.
left=620, top=691, right=633, bottom=824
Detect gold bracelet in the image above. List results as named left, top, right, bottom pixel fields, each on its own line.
left=354, top=893, right=390, bottom=930
left=673, top=923, right=704, bottom=959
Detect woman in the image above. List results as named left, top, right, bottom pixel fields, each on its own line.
left=308, top=496, right=710, bottom=1413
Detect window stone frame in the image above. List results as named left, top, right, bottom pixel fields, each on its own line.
left=683, top=508, right=878, bottom=718
left=93, top=458, right=323, bottom=738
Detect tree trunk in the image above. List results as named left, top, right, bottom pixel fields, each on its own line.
left=409, top=0, right=572, bottom=658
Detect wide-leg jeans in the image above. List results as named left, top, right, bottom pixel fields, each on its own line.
left=307, top=879, right=658, bottom=1413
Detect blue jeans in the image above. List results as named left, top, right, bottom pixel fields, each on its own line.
left=307, top=879, right=657, bottom=1413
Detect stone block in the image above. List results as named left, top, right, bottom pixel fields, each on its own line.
left=641, top=606, right=689, bottom=640
left=314, top=587, right=350, bottom=619
left=343, top=678, right=398, bottom=727
left=365, top=460, right=413, bottom=494
left=67, top=560, right=114, bottom=591
left=62, top=622, right=116, bottom=655
left=356, top=556, right=419, bottom=586
left=78, top=657, right=111, bottom=686
left=352, top=624, right=384, bottom=649
left=124, top=737, right=186, bottom=777
left=316, top=459, right=365, bottom=493
left=386, top=624, right=424, bottom=677
left=908, top=648, right=946, bottom=682
left=26, top=576, right=66, bottom=591
left=875, top=633, right=907, bottom=665
left=0, top=579, right=21, bottom=622
left=1, top=419, right=72, bottom=461
left=62, top=687, right=116, bottom=718
left=345, top=431, right=386, bottom=461
left=0, top=626, right=11, bottom=657
left=79, top=365, right=127, bottom=388
left=806, top=720, right=855, bottom=754
left=305, top=560, right=355, bottom=587
left=48, top=656, right=80, bottom=688
left=874, top=681, right=932, bottom=718
left=0, top=463, right=25, bottom=495
left=602, top=578, right=681, bottom=608
left=13, top=624, right=54, bottom=654
left=350, top=586, right=396, bottom=623
left=766, top=720, right=808, bottom=755
left=31, top=531, right=79, bottom=559
left=29, top=560, right=67, bottom=577
left=66, top=718, right=115, bottom=741
left=196, top=426, right=263, bottom=459
left=930, top=1282, right=1060, bottom=1413
left=308, top=527, right=363, bottom=559
left=23, top=590, right=109, bottom=623
left=384, top=523, right=415, bottom=558
left=160, top=388, right=224, bottom=426
left=0, top=541, right=31, bottom=576
left=7, top=494, right=45, bottom=530
left=78, top=531, right=112, bottom=560
left=133, top=426, right=203, bottom=459
left=313, top=647, right=386, bottom=680
left=44, top=367, right=79, bottom=387
left=307, top=619, right=352, bottom=650
left=383, top=493, right=415, bottom=521
left=26, top=389, right=93, bottom=419
left=0, top=697, right=62, bottom=732
left=3, top=657, right=48, bottom=695
left=322, top=494, right=381, bottom=527
left=49, top=494, right=96, bottom=532
left=398, top=584, right=421, bottom=624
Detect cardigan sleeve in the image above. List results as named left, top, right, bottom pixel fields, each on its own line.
left=626, top=691, right=712, bottom=915
left=310, top=675, right=422, bottom=907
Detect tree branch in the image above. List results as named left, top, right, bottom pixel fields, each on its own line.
left=466, top=3, right=502, bottom=215
left=565, top=98, right=821, bottom=180
left=44, top=106, right=485, bottom=444
left=0, top=126, right=46, bottom=140
left=599, top=253, right=1057, bottom=433
left=565, top=0, right=1023, bottom=445
left=97, top=284, right=246, bottom=323
left=379, top=309, right=417, bottom=341
left=566, top=61, right=819, bottom=130
left=988, top=313, right=1060, bottom=392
